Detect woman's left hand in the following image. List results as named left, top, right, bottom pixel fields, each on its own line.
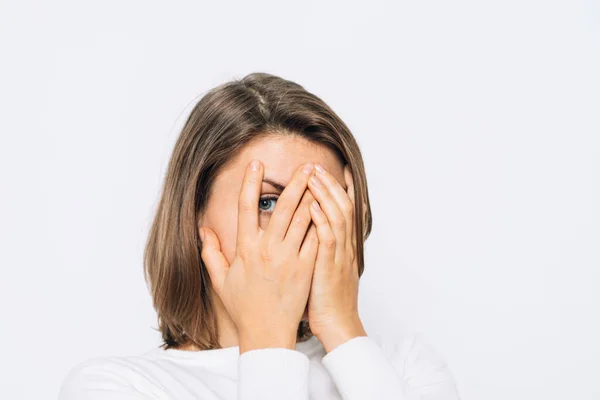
left=306, top=163, right=367, bottom=353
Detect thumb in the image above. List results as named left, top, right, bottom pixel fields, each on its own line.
left=199, top=227, right=229, bottom=297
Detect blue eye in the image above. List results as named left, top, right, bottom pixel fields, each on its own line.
left=258, top=196, right=278, bottom=213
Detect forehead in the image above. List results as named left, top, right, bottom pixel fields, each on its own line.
left=218, top=134, right=345, bottom=189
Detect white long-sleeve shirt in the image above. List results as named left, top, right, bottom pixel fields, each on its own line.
left=58, top=332, right=460, bottom=400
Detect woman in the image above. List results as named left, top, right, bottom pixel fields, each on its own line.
left=59, top=72, right=461, bottom=399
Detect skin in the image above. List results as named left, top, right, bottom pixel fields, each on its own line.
left=196, top=134, right=367, bottom=354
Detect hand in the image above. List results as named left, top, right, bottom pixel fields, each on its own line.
left=306, top=163, right=367, bottom=353
left=199, top=160, right=320, bottom=353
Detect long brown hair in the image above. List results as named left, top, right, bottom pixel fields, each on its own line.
left=144, top=72, right=373, bottom=350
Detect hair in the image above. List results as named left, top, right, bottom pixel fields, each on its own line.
left=144, top=72, right=373, bottom=350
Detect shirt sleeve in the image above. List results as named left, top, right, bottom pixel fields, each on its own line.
left=321, top=334, right=461, bottom=400
left=237, top=347, right=310, bottom=400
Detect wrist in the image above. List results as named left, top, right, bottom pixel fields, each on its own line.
left=238, top=327, right=297, bottom=354
left=313, top=316, right=367, bottom=353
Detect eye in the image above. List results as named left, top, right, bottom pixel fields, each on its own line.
left=258, top=195, right=278, bottom=213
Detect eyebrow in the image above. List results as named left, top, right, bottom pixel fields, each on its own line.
left=263, top=176, right=348, bottom=191
left=262, top=178, right=286, bottom=192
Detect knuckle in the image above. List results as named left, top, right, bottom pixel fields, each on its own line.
left=332, top=217, right=346, bottom=230
left=237, top=240, right=252, bottom=259
left=276, top=202, right=293, bottom=216
left=260, top=247, right=273, bottom=262
left=238, top=198, right=255, bottom=212
left=309, top=233, right=320, bottom=246
left=341, top=202, right=354, bottom=217
left=323, top=236, right=336, bottom=249
left=347, top=245, right=356, bottom=261
left=292, top=214, right=308, bottom=227
left=260, top=241, right=276, bottom=262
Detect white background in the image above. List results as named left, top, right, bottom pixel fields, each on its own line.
left=1, top=0, right=599, bottom=399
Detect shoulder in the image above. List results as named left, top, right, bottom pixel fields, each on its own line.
left=58, top=353, right=164, bottom=400
left=368, top=329, right=460, bottom=394
left=368, top=329, right=442, bottom=367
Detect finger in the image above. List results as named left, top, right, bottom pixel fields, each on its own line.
left=265, top=163, right=314, bottom=241
left=299, top=222, right=319, bottom=264
left=308, top=200, right=336, bottom=267
left=344, top=164, right=357, bottom=250
left=313, top=164, right=354, bottom=245
left=237, top=159, right=263, bottom=246
left=285, top=188, right=315, bottom=252
left=308, top=173, right=346, bottom=254
left=199, top=227, right=229, bottom=298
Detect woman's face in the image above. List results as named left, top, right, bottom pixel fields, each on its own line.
left=199, top=134, right=347, bottom=323
left=198, top=134, right=346, bottom=266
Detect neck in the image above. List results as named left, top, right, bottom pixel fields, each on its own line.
left=176, top=291, right=310, bottom=351
left=172, top=291, right=239, bottom=351
left=213, top=292, right=240, bottom=348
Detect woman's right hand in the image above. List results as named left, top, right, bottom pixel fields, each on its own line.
left=199, top=159, right=319, bottom=353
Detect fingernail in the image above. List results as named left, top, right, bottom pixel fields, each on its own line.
left=315, top=164, right=326, bottom=174
left=302, top=163, right=314, bottom=175
left=250, top=160, right=260, bottom=171
left=309, top=175, right=322, bottom=187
